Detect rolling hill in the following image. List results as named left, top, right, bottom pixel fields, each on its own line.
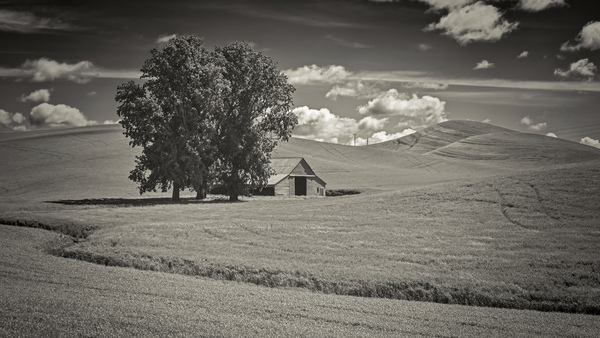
left=372, top=120, right=600, bottom=167
left=2, top=119, right=598, bottom=203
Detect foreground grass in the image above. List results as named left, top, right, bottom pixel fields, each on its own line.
left=5, top=162, right=599, bottom=314
left=5, top=225, right=600, bottom=337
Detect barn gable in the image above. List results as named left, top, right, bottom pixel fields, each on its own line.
left=290, top=159, right=315, bottom=177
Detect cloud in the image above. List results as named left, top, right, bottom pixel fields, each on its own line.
left=86, top=91, right=97, bottom=97
left=29, top=103, right=90, bottom=128
left=103, top=120, right=119, bottom=125
left=25, top=58, right=95, bottom=83
left=554, top=58, right=597, bottom=81
left=2, top=58, right=95, bottom=83
left=157, top=34, right=177, bottom=43
left=517, top=51, right=529, bottom=58
left=0, top=9, right=73, bottom=33
left=12, top=112, right=26, bottom=124
left=424, top=2, right=519, bottom=45
left=19, top=88, right=51, bottom=103
left=326, top=81, right=379, bottom=100
left=546, top=132, right=557, bottom=138
left=291, top=106, right=390, bottom=143
left=517, top=0, right=567, bottom=12
left=0, top=58, right=141, bottom=82
left=402, top=81, right=449, bottom=90
left=325, top=35, right=372, bottom=49
left=0, top=109, right=27, bottom=131
left=482, top=118, right=491, bottom=123
left=474, top=60, right=494, bottom=70
left=284, top=65, right=352, bottom=85
left=357, top=89, right=448, bottom=128
left=357, top=115, right=389, bottom=131
left=520, top=115, right=547, bottom=131
left=0, top=109, right=11, bottom=126
left=353, top=129, right=417, bottom=146
left=417, top=0, right=476, bottom=11
left=418, top=43, right=432, bottom=51
left=580, top=136, right=600, bottom=149
left=560, top=21, right=600, bottom=52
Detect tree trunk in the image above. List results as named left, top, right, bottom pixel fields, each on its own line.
left=172, top=182, right=180, bottom=201
left=229, top=192, right=239, bottom=202
left=196, top=186, right=206, bottom=199
left=195, top=178, right=207, bottom=200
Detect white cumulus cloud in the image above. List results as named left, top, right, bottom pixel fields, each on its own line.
left=424, top=2, right=519, bottom=45
left=561, top=21, right=600, bottom=52
left=20, top=58, right=96, bottom=83
left=29, top=103, right=90, bottom=128
left=580, top=136, right=600, bottom=149
left=520, top=115, right=547, bottom=131
left=353, top=129, right=417, bottom=146
left=0, top=109, right=11, bottom=126
left=474, top=60, right=494, bottom=70
left=357, top=89, right=448, bottom=129
left=517, top=0, right=567, bottom=12
left=554, top=58, right=597, bottom=81
left=546, top=132, right=557, bottom=138
left=326, top=81, right=379, bottom=100
left=19, top=88, right=51, bottom=102
left=157, top=34, right=177, bottom=43
left=284, top=65, right=352, bottom=85
left=0, top=109, right=27, bottom=131
left=517, top=51, right=529, bottom=58
left=291, top=106, right=390, bottom=144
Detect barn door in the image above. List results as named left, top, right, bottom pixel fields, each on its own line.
left=294, top=177, right=307, bottom=196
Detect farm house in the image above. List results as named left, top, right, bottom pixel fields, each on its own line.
left=254, top=157, right=326, bottom=196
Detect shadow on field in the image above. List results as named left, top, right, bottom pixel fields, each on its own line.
left=47, top=197, right=238, bottom=207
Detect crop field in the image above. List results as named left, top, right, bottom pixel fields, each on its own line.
left=1, top=120, right=600, bottom=336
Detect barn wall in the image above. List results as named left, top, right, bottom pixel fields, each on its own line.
left=307, top=177, right=326, bottom=196
left=274, top=178, right=291, bottom=196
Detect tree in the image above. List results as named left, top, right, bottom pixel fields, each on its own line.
left=116, top=36, right=223, bottom=201
left=211, top=42, right=297, bottom=201
left=116, top=37, right=296, bottom=202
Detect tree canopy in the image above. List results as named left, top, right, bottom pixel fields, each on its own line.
left=116, top=36, right=296, bottom=201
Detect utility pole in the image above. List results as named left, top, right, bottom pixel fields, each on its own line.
left=353, top=134, right=356, bottom=146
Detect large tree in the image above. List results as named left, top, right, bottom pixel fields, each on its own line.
left=211, top=42, right=297, bottom=201
left=116, top=36, right=223, bottom=201
left=116, top=37, right=296, bottom=202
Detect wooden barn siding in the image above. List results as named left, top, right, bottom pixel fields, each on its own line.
left=274, top=178, right=291, bottom=196
left=272, top=176, right=326, bottom=196
left=307, top=177, right=326, bottom=196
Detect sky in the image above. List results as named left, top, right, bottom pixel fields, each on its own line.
left=0, top=0, right=599, bottom=147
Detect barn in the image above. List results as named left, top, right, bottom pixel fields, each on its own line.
left=254, top=157, right=326, bottom=196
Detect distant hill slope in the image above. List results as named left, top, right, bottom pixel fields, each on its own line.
left=371, top=120, right=600, bottom=167
left=371, top=120, right=515, bottom=153
left=1, top=120, right=600, bottom=202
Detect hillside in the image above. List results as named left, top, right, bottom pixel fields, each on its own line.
left=372, top=120, right=600, bottom=168
left=2, top=120, right=600, bottom=203
left=372, top=120, right=514, bottom=153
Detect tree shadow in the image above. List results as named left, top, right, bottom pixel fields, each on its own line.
left=46, top=196, right=241, bottom=207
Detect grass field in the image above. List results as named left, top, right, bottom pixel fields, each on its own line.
left=1, top=120, right=600, bottom=335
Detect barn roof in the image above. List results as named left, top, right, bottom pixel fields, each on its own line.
left=267, top=157, right=324, bottom=186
